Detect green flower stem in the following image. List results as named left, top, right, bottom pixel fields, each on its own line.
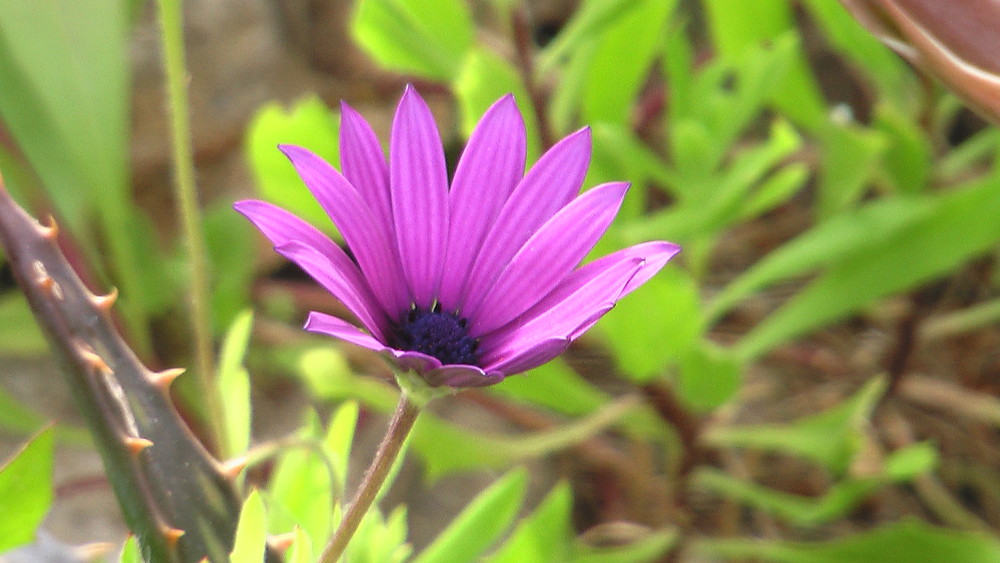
left=320, top=393, right=421, bottom=563
left=155, top=0, right=223, bottom=451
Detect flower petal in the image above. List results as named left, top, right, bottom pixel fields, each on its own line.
left=276, top=241, right=389, bottom=340
left=438, top=94, right=526, bottom=311
left=422, top=365, right=505, bottom=388
left=482, top=337, right=573, bottom=377
left=390, top=85, right=449, bottom=307
left=459, top=127, right=592, bottom=315
left=340, top=101, right=392, bottom=230
left=470, top=182, right=630, bottom=336
left=304, top=311, right=389, bottom=352
left=235, top=200, right=389, bottom=337
left=480, top=240, right=680, bottom=368
left=280, top=144, right=410, bottom=318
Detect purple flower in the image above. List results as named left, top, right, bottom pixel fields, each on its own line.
left=236, top=86, right=680, bottom=388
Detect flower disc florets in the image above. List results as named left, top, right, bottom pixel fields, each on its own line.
left=235, top=85, right=680, bottom=388
left=394, top=305, right=478, bottom=366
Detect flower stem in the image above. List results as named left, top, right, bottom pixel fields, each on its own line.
left=155, top=0, right=223, bottom=451
left=320, top=394, right=421, bottom=563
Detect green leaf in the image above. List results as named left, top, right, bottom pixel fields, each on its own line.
left=815, top=122, right=886, bottom=217
left=598, top=265, right=701, bottom=383
left=217, top=310, right=254, bottom=457
left=346, top=505, right=412, bottom=563
left=572, top=527, right=679, bottom=562
left=351, top=0, right=473, bottom=80
left=538, top=0, right=646, bottom=75
left=453, top=47, right=541, bottom=162
left=0, top=427, right=54, bottom=552
left=323, top=400, right=360, bottom=494
left=875, top=105, right=932, bottom=194
left=245, top=96, right=341, bottom=235
left=489, top=483, right=573, bottom=563
left=694, top=519, right=1000, bottom=562
left=579, top=0, right=677, bottom=124
left=0, top=294, right=47, bottom=357
left=676, top=341, right=740, bottom=412
left=704, top=378, right=887, bottom=475
left=285, top=526, right=313, bottom=563
left=414, top=469, right=528, bottom=563
left=230, top=490, right=266, bottom=563
left=267, top=412, right=333, bottom=550
left=118, top=535, right=141, bottom=563
left=204, top=203, right=256, bottom=334
left=739, top=178, right=1000, bottom=360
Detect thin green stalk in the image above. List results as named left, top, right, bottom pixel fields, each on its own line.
left=155, top=0, right=223, bottom=451
left=320, top=394, right=421, bottom=563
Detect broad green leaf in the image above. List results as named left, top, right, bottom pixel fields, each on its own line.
left=676, top=341, right=740, bottom=412
left=351, top=0, right=473, bottom=80
left=572, top=527, right=679, bottom=562
left=739, top=178, right=1000, bottom=360
left=323, top=400, right=360, bottom=494
left=267, top=412, right=333, bottom=550
left=230, top=490, right=266, bottom=563
left=708, top=194, right=935, bottom=323
left=598, top=266, right=701, bottom=383
left=0, top=0, right=158, bottom=348
left=704, top=378, right=886, bottom=475
left=414, top=469, right=528, bottom=563
left=285, top=526, right=312, bottom=563
left=701, top=0, right=826, bottom=130
left=537, top=0, right=645, bottom=75
left=0, top=293, right=46, bottom=357
left=217, top=310, right=254, bottom=457
left=245, top=96, right=341, bottom=234
left=693, top=519, right=1000, bottom=562
left=453, top=47, right=541, bottom=162
left=489, top=482, right=573, bottom=563
left=0, top=427, right=54, bottom=552
left=875, top=105, right=932, bottom=194
left=580, top=0, right=677, bottom=124
left=815, top=122, right=886, bottom=217
left=204, top=203, right=256, bottom=333
left=118, top=535, right=141, bottom=563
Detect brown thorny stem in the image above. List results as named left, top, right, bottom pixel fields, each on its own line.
left=319, top=394, right=421, bottom=562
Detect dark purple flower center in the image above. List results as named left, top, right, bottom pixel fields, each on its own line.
left=394, top=305, right=479, bottom=366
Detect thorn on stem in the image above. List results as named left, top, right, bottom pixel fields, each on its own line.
left=124, top=436, right=154, bottom=456
left=92, top=287, right=119, bottom=312
left=150, top=368, right=185, bottom=391
left=268, top=532, right=296, bottom=554
left=220, top=457, right=248, bottom=480
left=40, top=215, right=59, bottom=240
left=79, top=347, right=113, bottom=376
left=162, top=526, right=185, bottom=548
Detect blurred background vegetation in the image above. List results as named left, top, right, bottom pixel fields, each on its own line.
left=1, top=0, right=999, bottom=561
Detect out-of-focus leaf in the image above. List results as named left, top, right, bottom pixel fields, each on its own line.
left=0, top=427, right=53, bottom=552
left=875, top=105, right=932, bottom=194
left=204, top=203, right=256, bottom=333
left=351, top=0, right=472, bottom=80
left=677, top=341, right=740, bottom=412
left=267, top=412, right=333, bottom=551
left=413, top=469, right=527, bottom=563
left=537, top=0, right=645, bottom=75
left=598, top=266, right=701, bottom=383
left=217, top=310, right=254, bottom=457
left=453, top=47, right=541, bottom=161
left=579, top=0, right=677, bottom=124
left=346, top=505, right=412, bottom=563
left=739, top=178, right=1000, bottom=360
left=230, top=490, right=266, bottom=563
left=815, top=121, right=886, bottom=217
left=118, top=535, right=141, bottom=563
left=572, top=527, right=679, bottom=563
left=693, top=519, right=1000, bottom=562
left=245, top=96, right=341, bottom=235
left=704, top=378, right=886, bottom=475
left=489, top=483, right=573, bottom=563
left=285, top=526, right=312, bottom=563
left=701, top=0, right=826, bottom=130
left=0, top=294, right=46, bottom=357
left=323, top=400, right=359, bottom=494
